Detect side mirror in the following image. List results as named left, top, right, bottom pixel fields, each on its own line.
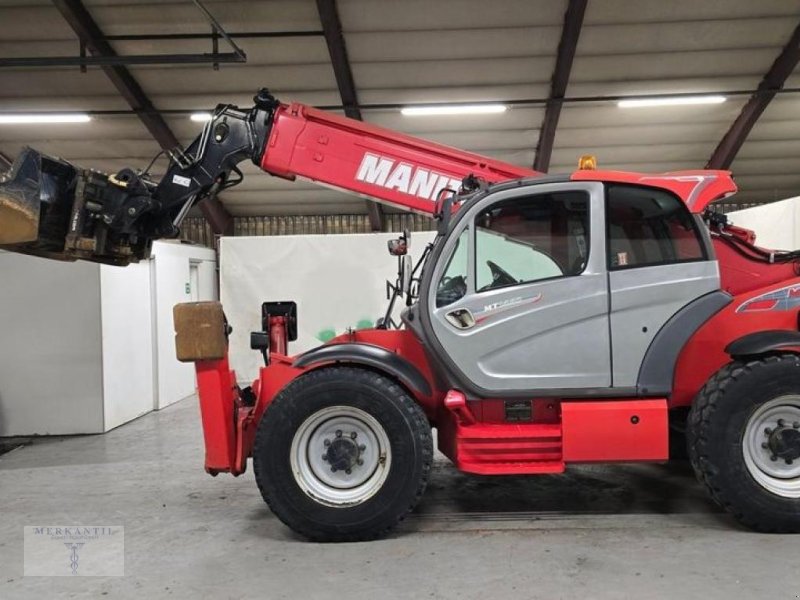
left=387, top=229, right=412, bottom=256
left=387, top=237, right=407, bottom=256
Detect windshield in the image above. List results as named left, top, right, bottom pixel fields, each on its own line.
left=475, top=228, right=562, bottom=291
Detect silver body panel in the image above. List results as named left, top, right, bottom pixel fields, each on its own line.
left=428, top=182, right=611, bottom=392
left=424, top=180, right=720, bottom=395
left=609, top=261, right=720, bottom=387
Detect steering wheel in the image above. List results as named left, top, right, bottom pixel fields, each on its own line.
left=485, top=260, right=518, bottom=288
left=436, top=275, right=467, bottom=306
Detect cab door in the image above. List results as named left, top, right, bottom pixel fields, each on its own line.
left=425, top=181, right=611, bottom=395
left=604, top=184, right=720, bottom=388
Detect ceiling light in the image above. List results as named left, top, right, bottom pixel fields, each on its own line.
left=0, top=113, right=91, bottom=124
left=401, top=104, right=507, bottom=116
left=190, top=112, right=213, bottom=122
left=618, top=95, right=726, bottom=108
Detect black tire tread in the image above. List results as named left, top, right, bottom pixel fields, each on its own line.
left=688, top=354, right=800, bottom=533
left=253, top=366, right=433, bottom=542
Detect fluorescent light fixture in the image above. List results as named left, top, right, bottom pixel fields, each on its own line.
left=401, top=104, right=507, bottom=116
left=0, top=113, right=91, bottom=124
left=618, top=95, right=726, bottom=108
left=190, top=112, right=213, bottom=122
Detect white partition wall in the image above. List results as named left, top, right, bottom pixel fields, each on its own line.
left=729, top=197, right=800, bottom=250
left=220, top=232, right=436, bottom=384
left=100, top=260, right=155, bottom=431
left=151, top=242, right=217, bottom=410
left=0, top=253, right=106, bottom=436
left=0, top=241, right=217, bottom=436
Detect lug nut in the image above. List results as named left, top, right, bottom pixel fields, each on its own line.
left=323, top=439, right=331, bottom=447
left=322, top=455, right=328, bottom=462
left=794, top=422, right=800, bottom=429
left=358, top=444, right=366, bottom=452
left=127, top=207, right=136, bottom=216
left=345, top=468, right=352, bottom=475
left=356, top=459, right=363, bottom=466
left=335, top=430, right=342, bottom=438
left=762, top=442, right=769, bottom=449
left=770, top=455, right=778, bottom=462
left=350, top=432, right=358, bottom=439
left=787, top=459, right=794, bottom=466
left=778, top=419, right=786, bottom=427
left=331, top=466, right=337, bottom=472
left=765, top=427, right=773, bottom=435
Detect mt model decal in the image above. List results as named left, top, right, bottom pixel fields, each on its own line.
left=474, top=293, right=543, bottom=325
left=736, top=283, right=800, bottom=313
left=355, top=152, right=463, bottom=201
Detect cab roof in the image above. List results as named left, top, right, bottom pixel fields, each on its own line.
left=571, top=169, right=737, bottom=213
left=482, top=169, right=736, bottom=214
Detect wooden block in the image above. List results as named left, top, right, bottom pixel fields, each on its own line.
left=173, top=301, right=228, bottom=362
left=0, top=191, right=38, bottom=244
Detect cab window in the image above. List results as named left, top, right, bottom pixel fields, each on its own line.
left=606, top=184, right=706, bottom=269
left=474, top=191, right=590, bottom=292
left=436, top=228, right=469, bottom=308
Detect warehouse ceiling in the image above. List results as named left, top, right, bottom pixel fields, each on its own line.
left=1, top=0, right=800, bottom=222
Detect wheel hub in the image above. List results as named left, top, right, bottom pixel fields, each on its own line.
left=324, top=434, right=364, bottom=473
left=743, top=395, right=800, bottom=498
left=290, top=406, right=392, bottom=507
left=766, top=424, right=800, bottom=463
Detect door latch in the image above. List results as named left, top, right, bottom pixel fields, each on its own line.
left=445, top=308, right=476, bottom=329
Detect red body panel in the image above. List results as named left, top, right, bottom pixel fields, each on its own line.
left=310, top=328, right=440, bottom=414
left=561, top=400, right=668, bottom=462
left=669, top=236, right=800, bottom=408
left=572, top=169, right=736, bottom=212
left=715, top=236, right=800, bottom=297
left=672, top=279, right=800, bottom=408
left=194, top=359, right=239, bottom=475
left=437, top=392, right=668, bottom=474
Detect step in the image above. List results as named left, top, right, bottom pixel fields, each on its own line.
left=454, top=422, right=565, bottom=475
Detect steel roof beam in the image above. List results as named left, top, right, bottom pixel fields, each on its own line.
left=0, top=53, right=244, bottom=68
left=707, top=22, right=800, bottom=170
left=51, top=0, right=233, bottom=236
left=533, top=0, right=587, bottom=172
left=316, top=0, right=384, bottom=231
left=52, top=0, right=180, bottom=150
left=104, top=30, right=323, bottom=42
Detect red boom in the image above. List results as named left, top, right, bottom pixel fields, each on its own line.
left=260, top=102, right=538, bottom=214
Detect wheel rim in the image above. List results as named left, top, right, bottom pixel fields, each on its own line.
left=743, top=394, right=800, bottom=498
left=290, top=405, right=392, bottom=507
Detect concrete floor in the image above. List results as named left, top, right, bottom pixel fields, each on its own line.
left=1, top=397, right=797, bottom=600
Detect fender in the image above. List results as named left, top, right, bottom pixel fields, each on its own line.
left=725, top=330, right=800, bottom=358
left=293, top=342, right=433, bottom=398
left=637, top=291, right=732, bottom=396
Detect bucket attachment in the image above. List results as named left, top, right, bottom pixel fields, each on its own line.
left=0, top=148, right=152, bottom=265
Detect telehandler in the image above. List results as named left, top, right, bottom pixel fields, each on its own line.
left=2, top=89, right=800, bottom=541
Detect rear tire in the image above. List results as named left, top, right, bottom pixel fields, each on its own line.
left=253, top=366, right=433, bottom=542
left=688, top=355, right=800, bottom=532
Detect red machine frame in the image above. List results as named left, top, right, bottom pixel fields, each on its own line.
left=186, top=100, right=800, bottom=479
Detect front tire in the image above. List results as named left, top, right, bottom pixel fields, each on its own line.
left=688, top=355, right=800, bottom=532
left=253, top=366, right=433, bottom=542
